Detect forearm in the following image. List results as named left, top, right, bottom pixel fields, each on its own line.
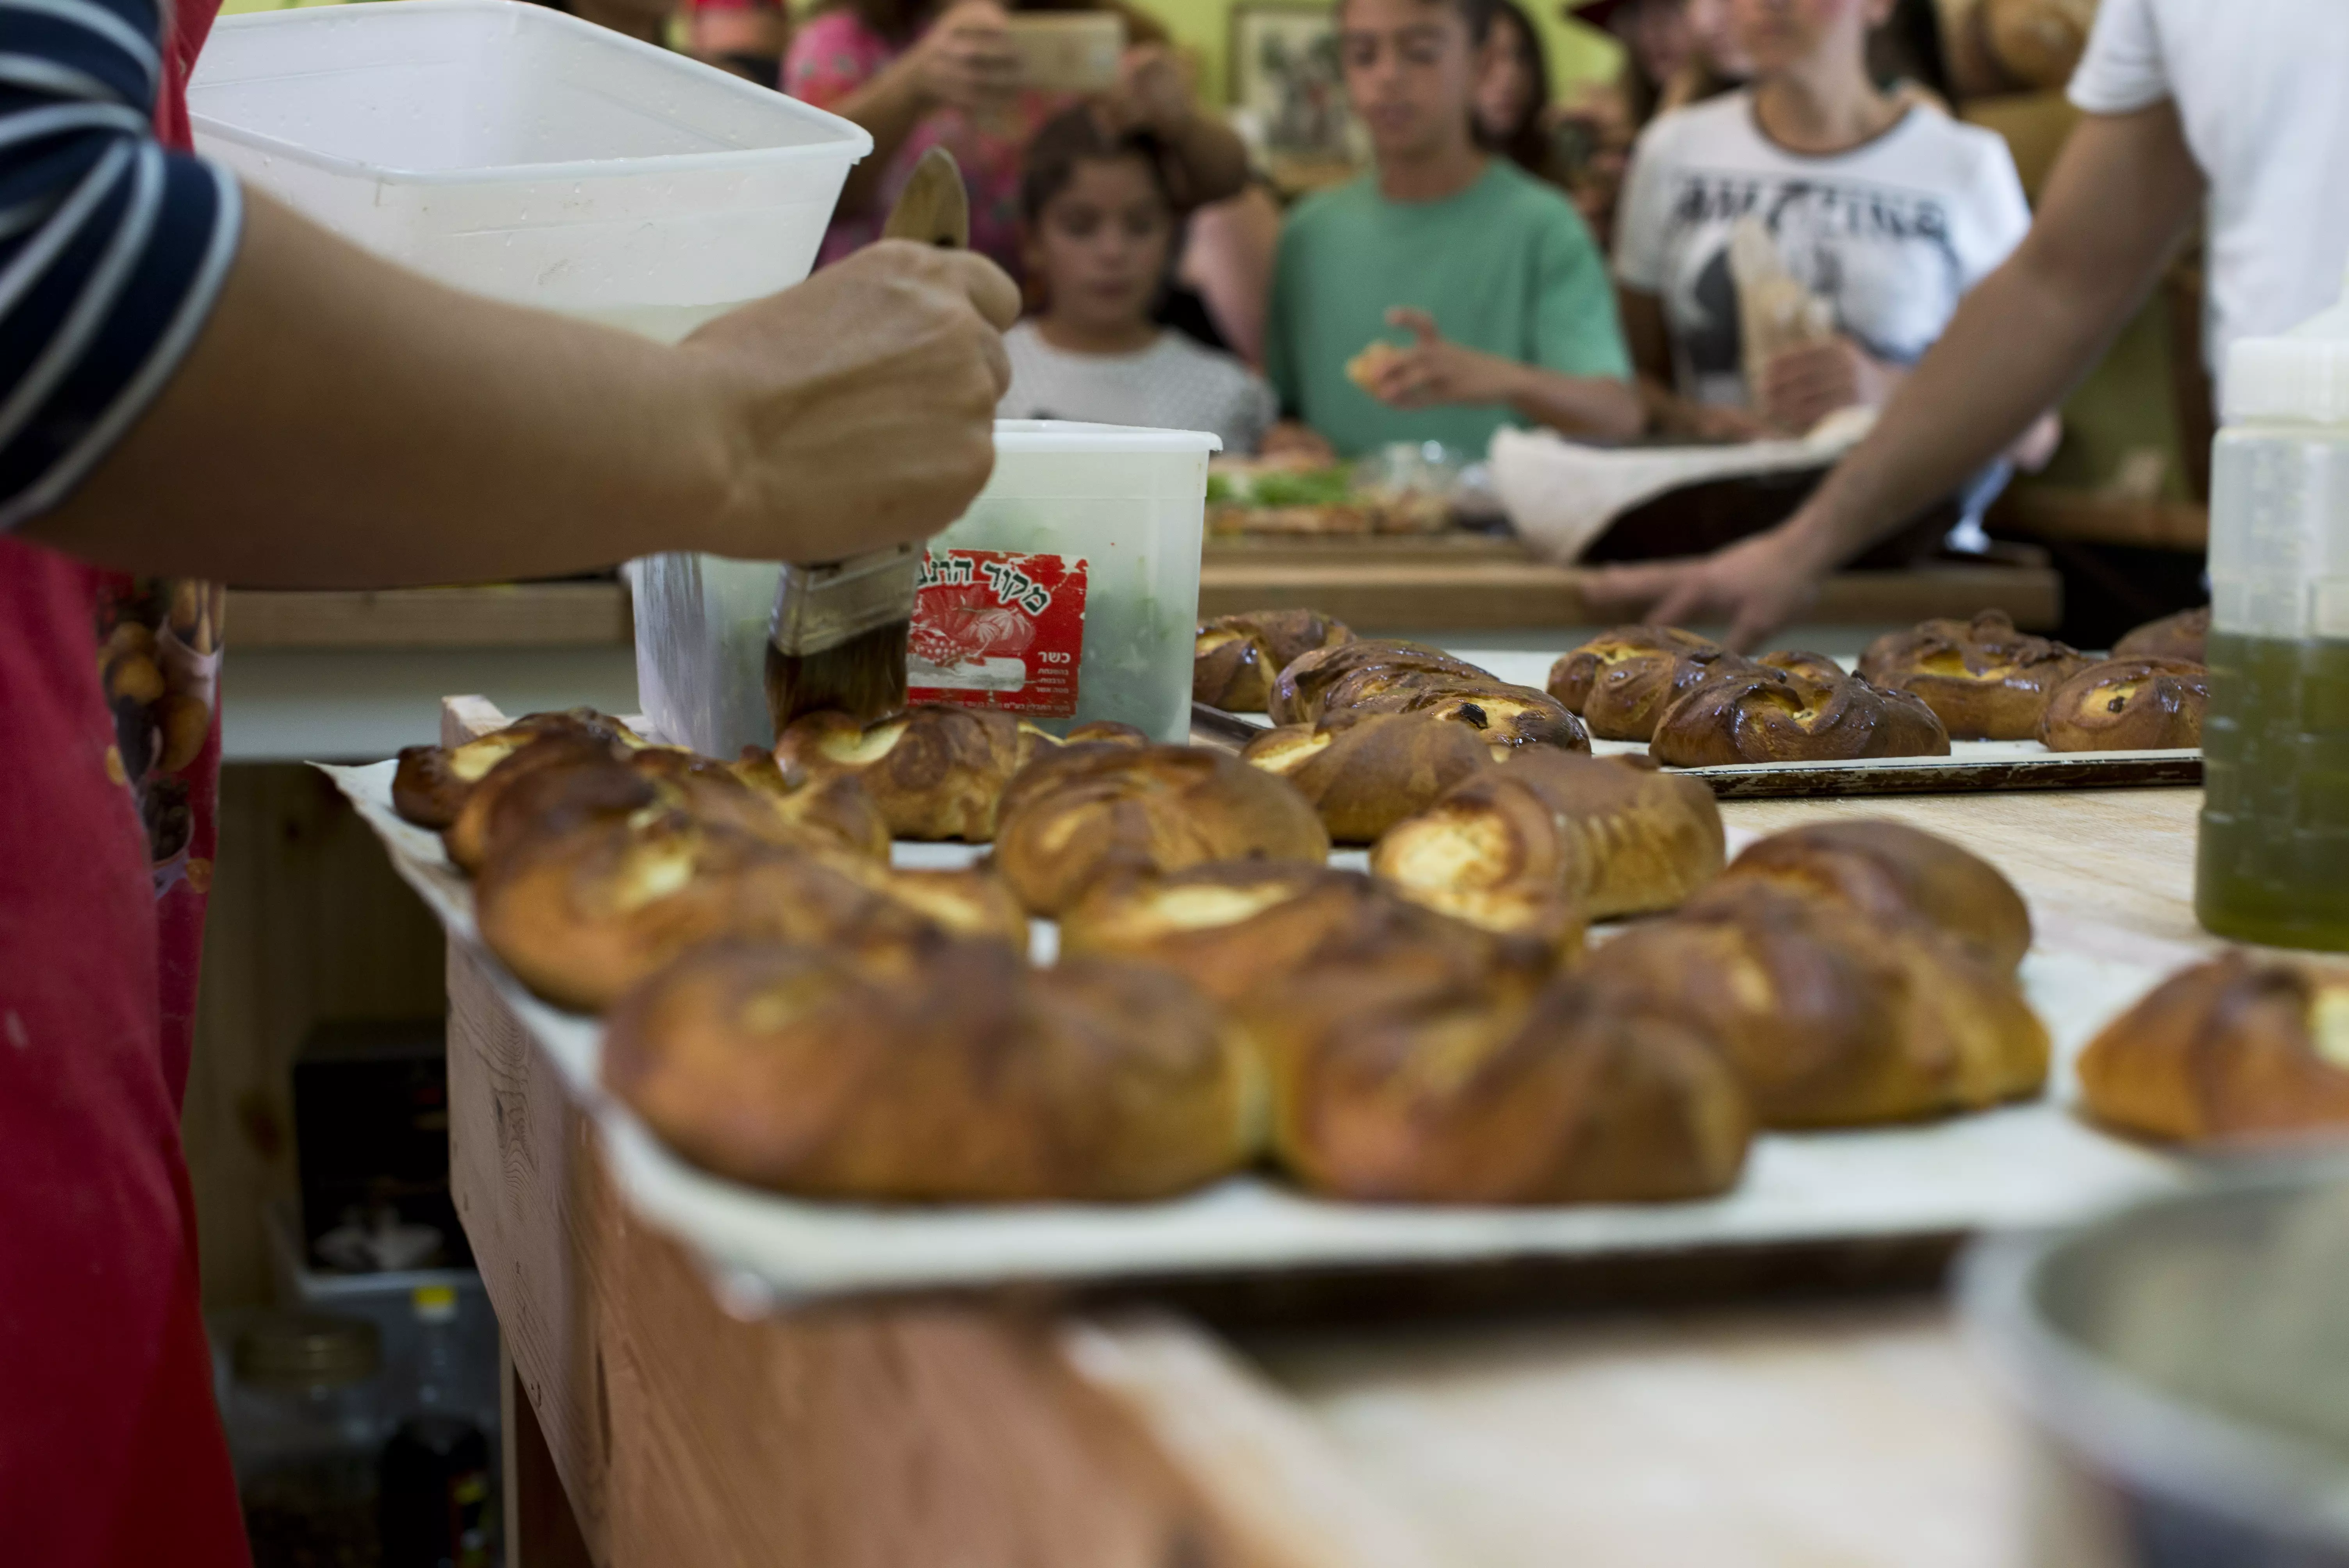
left=1786, top=107, right=2202, bottom=564
left=832, top=57, right=935, bottom=214
left=1784, top=276, right=2096, bottom=553
left=26, top=192, right=733, bottom=588
left=1509, top=367, right=1645, bottom=442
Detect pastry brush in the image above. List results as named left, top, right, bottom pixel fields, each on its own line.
left=765, top=146, right=972, bottom=734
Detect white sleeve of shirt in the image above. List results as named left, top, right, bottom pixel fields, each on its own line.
left=2067, top=0, right=2170, bottom=114
left=1955, top=133, right=2034, bottom=290
left=1611, top=116, right=1677, bottom=293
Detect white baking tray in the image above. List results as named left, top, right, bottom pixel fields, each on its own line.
left=321, top=758, right=2190, bottom=1308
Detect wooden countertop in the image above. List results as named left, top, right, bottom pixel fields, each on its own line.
left=230, top=550, right=2060, bottom=653
left=435, top=701, right=2201, bottom=1568
left=1200, top=559, right=2060, bottom=632
left=229, top=582, right=630, bottom=650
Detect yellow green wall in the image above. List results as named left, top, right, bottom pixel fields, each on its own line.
left=217, top=0, right=1626, bottom=105
left=1142, top=0, right=1623, bottom=108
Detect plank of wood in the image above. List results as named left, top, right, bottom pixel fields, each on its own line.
left=1203, top=532, right=1531, bottom=563
left=1197, top=561, right=2061, bottom=632
left=1065, top=1315, right=1450, bottom=1568
left=449, top=944, right=614, bottom=1557
left=231, top=584, right=631, bottom=650
left=451, top=944, right=1263, bottom=1567
left=1717, top=788, right=2212, bottom=964
left=1247, top=1298, right=2025, bottom=1568
left=1992, top=488, right=2209, bottom=551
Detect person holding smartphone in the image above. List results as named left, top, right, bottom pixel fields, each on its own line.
left=785, top=0, right=1250, bottom=275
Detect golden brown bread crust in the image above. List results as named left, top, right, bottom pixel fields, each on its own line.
left=1856, top=610, right=2094, bottom=740
left=1256, top=966, right=1751, bottom=1204
left=1267, top=640, right=1489, bottom=723
left=392, top=709, right=643, bottom=830
left=1370, top=750, right=1724, bottom=932
left=441, top=735, right=650, bottom=875
left=445, top=740, right=888, bottom=876
left=1545, top=625, right=1721, bottom=715
left=473, top=808, right=1026, bottom=1015
left=1756, top=649, right=1847, bottom=695
left=1194, top=610, right=1355, bottom=713
left=1273, top=640, right=1593, bottom=752
left=1647, top=668, right=1951, bottom=765
left=2036, top=657, right=2208, bottom=752
left=1547, top=627, right=1744, bottom=741
left=2075, top=952, right=2349, bottom=1144
left=722, top=749, right=893, bottom=861
left=1066, top=720, right=1152, bottom=748
left=1715, top=818, right=2032, bottom=971
left=2113, top=605, right=2209, bottom=665
left=1587, top=879, right=2048, bottom=1127
left=602, top=937, right=1259, bottom=1201
left=773, top=702, right=1061, bottom=842
left=1060, top=861, right=1566, bottom=1007
left=1241, top=710, right=1496, bottom=843
left=992, top=743, right=1331, bottom=916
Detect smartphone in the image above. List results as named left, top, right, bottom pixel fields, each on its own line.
left=1004, top=13, right=1126, bottom=93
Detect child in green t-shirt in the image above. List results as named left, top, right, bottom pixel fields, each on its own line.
left=1263, top=0, right=1642, bottom=461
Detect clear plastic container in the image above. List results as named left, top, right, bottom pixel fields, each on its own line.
left=634, top=421, right=1219, bottom=755
left=2199, top=269, right=2349, bottom=950
left=189, top=0, right=871, bottom=339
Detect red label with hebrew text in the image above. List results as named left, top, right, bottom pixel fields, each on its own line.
left=906, top=549, right=1088, bottom=718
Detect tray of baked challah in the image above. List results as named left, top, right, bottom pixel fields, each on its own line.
left=1194, top=604, right=2208, bottom=799
left=316, top=667, right=2226, bottom=1306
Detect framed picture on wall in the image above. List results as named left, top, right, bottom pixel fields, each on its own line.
left=1228, top=2, right=1360, bottom=179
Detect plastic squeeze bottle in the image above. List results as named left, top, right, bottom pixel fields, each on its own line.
left=2198, top=265, right=2349, bottom=948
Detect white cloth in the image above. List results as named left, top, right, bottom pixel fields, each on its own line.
left=1614, top=93, right=2031, bottom=408
left=1493, top=408, right=1878, bottom=563
left=2069, top=0, right=2349, bottom=396
left=997, top=323, right=1277, bottom=455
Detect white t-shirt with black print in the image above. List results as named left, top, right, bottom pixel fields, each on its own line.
left=998, top=322, right=1278, bottom=455
left=1615, top=92, right=2032, bottom=408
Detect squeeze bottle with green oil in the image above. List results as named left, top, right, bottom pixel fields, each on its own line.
left=2198, top=265, right=2349, bottom=949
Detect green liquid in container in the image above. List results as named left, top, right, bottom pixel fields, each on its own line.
left=2196, top=630, right=2349, bottom=950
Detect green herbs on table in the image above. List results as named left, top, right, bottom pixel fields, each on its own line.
left=1205, top=468, right=1356, bottom=510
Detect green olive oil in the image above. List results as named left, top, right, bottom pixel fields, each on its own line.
left=2196, top=630, right=2349, bottom=949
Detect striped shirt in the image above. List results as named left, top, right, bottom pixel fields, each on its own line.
left=0, top=0, right=240, bottom=531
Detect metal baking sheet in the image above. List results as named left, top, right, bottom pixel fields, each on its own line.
left=1193, top=649, right=2201, bottom=796
left=321, top=759, right=2187, bottom=1308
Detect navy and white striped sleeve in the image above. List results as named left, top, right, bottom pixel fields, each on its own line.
left=0, top=0, right=241, bottom=530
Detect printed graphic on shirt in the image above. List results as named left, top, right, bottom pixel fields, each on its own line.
left=908, top=550, right=1088, bottom=717
left=1663, top=173, right=1965, bottom=392
left=94, top=577, right=223, bottom=896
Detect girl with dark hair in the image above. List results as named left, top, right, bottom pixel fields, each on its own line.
left=1470, top=0, right=1559, bottom=184
left=999, top=108, right=1277, bottom=451
left=784, top=0, right=1249, bottom=276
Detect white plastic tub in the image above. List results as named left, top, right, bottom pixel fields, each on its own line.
left=189, top=0, right=871, bottom=338
left=634, top=421, right=1220, bottom=755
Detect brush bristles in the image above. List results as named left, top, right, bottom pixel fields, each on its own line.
left=766, top=620, right=912, bottom=732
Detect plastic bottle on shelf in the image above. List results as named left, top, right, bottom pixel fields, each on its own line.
left=378, top=1285, right=494, bottom=1568
left=2198, top=265, right=2349, bottom=948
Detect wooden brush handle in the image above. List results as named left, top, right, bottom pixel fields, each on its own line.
left=882, top=147, right=970, bottom=251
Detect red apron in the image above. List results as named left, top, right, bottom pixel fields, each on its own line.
left=0, top=0, right=248, bottom=1559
